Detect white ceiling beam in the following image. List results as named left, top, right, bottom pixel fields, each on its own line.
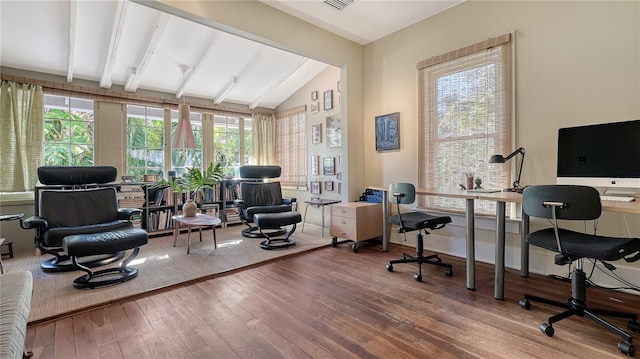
left=125, top=12, right=170, bottom=92
left=66, top=0, right=77, bottom=82
left=212, top=47, right=265, bottom=104
left=175, top=33, right=220, bottom=99
left=214, top=77, right=237, bottom=105
left=100, top=0, right=129, bottom=89
left=250, top=58, right=309, bottom=109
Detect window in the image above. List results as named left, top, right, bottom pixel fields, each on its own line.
left=126, top=105, right=164, bottom=178
left=213, top=115, right=252, bottom=177
left=276, top=106, right=307, bottom=188
left=418, top=34, right=513, bottom=214
left=171, top=110, right=202, bottom=177
left=43, top=95, right=94, bottom=166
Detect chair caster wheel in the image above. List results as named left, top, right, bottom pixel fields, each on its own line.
left=540, top=323, right=554, bottom=337
left=519, top=299, right=531, bottom=310
left=629, top=320, right=640, bottom=333
left=435, top=257, right=442, bottom=263
left=386, top=264, right=393, bottom=272
left=414, top=274, right=422, bottom=282
left=618, top=341, right=635, bottom=357
left=351, top=242, right=358, bottom=252
left=445, top=268, right=453, bottom=276
left=331, top=237, right=338, bottom=247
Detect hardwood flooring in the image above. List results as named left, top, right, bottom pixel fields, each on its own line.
left=25, top=242, right=640, bottom=358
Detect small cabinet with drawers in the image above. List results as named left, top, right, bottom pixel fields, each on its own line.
left=330, top=202, right=383, bottom=252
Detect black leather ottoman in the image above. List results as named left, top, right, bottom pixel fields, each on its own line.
left=253, top=211, right=302, bottom=250
left=63, top=228, right=148, bottom=289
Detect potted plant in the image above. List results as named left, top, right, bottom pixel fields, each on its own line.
left=160, top=162, right=224, bottom=217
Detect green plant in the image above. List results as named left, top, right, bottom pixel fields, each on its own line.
left=159, top=162, right=224, bottom=201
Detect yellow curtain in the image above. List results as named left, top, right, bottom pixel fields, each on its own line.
left=252, top=113, right=276, bottom=165
left=0, top=81, right=44, bottom=192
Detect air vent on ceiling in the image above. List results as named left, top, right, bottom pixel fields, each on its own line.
left=323, top=0, right=355, bottom=11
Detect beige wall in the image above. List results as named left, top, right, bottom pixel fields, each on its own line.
left=362, top=0, right=640, bottom=280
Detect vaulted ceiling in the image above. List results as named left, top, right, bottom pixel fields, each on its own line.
left=0, top=0, right=463, bottom=109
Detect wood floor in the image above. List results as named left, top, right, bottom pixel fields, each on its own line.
left=25, top=242, right=640, bottom=359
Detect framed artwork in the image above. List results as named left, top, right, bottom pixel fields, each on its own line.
left=323, top=90, right=333, bottom=110
left=326, top=114, right=341, bottom=148
left=310, top=181, right=321, bottom=195
left=310, top=102, right=319, bottom=113
left=324, top=181, right=334, bottom=191
left=311, top=91, right=318, bottom=101
left=311, top=155, right=319, bottom=175
left=312, top=124, right=322, bottom=144
left=323, top=157, right=336, bottom=176
left=375, top=112, right=400, bottom=152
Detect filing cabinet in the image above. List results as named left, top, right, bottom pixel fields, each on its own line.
left=330, top=202, right=382, bottom=252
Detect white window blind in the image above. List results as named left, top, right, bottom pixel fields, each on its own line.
left=276, top=106, right=307, bottom=188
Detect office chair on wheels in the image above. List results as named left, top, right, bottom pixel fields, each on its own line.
left=519, top=185, right=640, bottom=357
left=385, top=183, right=453, bottom=282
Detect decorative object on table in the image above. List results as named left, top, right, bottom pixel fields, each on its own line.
left=311, top=90, right=318, bottom=101
left=323, top=90, right=333, bottom=110
left=121, top=175, right=136, bottom=183
left=310, top=102, right=319, bottom=113
left=182, top=199, right=197, bottom=217
left=158, top=162, right=224, bottom=217
left=375, top=112, right=400, bottom=152
left=474, top=178, right=483, bottom=189
left=323, top=157, right=336, bottom=176
left=465, top=172, right=474, bottom=192
left=326, top=114, right=341, bottom=148
left=311, top=155, right=320, bottom=175
left=312, top=123, right=322, bottom=144
left=489, top=147, right=525, bottom=192
left=310, top=181, right=321, bottom=195
left=324, top=181, right=334, bottom=191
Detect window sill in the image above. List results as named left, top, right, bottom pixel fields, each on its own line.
left=0, top=192, right=35, bottom=206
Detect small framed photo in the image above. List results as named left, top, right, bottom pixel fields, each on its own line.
left=311, top=91, right=318, bottom=101
left=310, top=181, right=321, bottom=195
left=311, top=155, right=319, bottom=175
left=324, top=181, right=334, bottom=191
left=323, top=157, right=335, bottom=176
left=375, top=112, right=400, bottom=152
left=323, top=90, right=333, bottom=110
left=312, top=124, right=322, bottom=144
left=310, top=102, right=319, bottom=113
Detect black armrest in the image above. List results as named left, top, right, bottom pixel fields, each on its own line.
left=20, top=216, right=48, bottom=230
left=118, top=208, right=141, bottom=220
left=234, top=199, right=246, bottom=209
left=283, top=198, right=297, bottom=205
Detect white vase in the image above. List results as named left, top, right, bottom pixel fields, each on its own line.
left=183, top=199, right=197, bottom=217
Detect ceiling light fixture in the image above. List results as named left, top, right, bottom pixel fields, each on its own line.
left=172, top=65, right=196, bottom=149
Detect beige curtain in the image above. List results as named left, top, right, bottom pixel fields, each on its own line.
left=0, top=81, right=44, bottom=192
left=275, top=105, right=307, bottom=188
left=252, top=113, right=276, bottom=165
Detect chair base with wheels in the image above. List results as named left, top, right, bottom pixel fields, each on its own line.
left=384, top=183, right=453, bottom=282
left=254, top=212, right=301, bottom=250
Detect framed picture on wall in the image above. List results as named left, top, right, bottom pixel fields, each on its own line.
left=375, top=112, right=400, bottom=152
left=310, top=181, right=321, bottom=195
left=324, top=181, right=334, bottom=191
left=311, top=155, right=320, bottom=175
left=310, top=102, right=319, bottom=113
left=326, top=114, right=341, bottom=148
left=312, top=124, right=322, bottom=144
left=323, top=157, right=336, bottom=176
left=311, top=91, right=318, bottom=101
left=323, top=90, right=333, bottom=110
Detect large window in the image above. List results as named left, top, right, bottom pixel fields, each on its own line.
left=171, top=110, right=203, bottom=177
left=418, top=34, right=513, bottom=214
left=43, top=95, right=94, bottom=166
left=126, top=105, right=164, bottom=178
left=213, top=115, right=252, bottom=177
left=276, top=106, right=307, bottom=188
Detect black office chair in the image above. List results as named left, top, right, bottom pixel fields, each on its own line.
left=385, top=183, right=453, bottom=282
left=519, top=185, right=640, bottom=357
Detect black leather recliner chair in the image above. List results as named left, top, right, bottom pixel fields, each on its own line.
left=21, top=166, right=141, bottom=272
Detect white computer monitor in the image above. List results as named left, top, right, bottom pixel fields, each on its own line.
left=556, top=119, right=640, bottom=194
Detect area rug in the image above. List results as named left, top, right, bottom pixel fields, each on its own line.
left=3, top=224, right=330, bottom=324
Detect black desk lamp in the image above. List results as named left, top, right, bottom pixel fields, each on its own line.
left=489, top=147, right=525, bottom=192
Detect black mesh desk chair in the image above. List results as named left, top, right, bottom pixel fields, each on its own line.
left=519, top=185, right=640, bottom=356
left=385, top=183, right=453, bottom=282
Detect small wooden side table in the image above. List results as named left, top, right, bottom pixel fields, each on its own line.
left=0, top=213, right=24, bottom=273
left=172, top=213, right=222, bottom=254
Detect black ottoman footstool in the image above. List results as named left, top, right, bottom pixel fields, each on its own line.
left=63, top=228, right=148, bottom=289
left=253, top=211, right=302, bottom=250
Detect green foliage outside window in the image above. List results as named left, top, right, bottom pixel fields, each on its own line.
left=43, top=107, right=94, bottom=166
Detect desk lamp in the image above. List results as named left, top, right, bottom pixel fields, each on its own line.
left=489, top=147, right=525, bottom=192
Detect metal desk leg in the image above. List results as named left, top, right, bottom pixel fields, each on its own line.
left=381, top=190, right=389, bottom=251
left=302, top=203, right=310, bottom=233
left=466, top=198, right=476, bottom=290
left=495, top=201, right=506, bottom=300
left=520, top=211, right=530, bottom=278
left=320, top=205, right=325, bottom=237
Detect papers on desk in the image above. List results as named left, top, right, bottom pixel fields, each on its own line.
left=466, top=189, right=502, bottom=193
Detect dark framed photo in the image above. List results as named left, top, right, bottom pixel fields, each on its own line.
left=323, top=90, right=333, bottom=110
left=310, top=181, right=321, bottom=195
left=311, top=91, right=318, bottom=101
left=325, top=181, right=334, bottom=191
left=375, top=112, right=400, bottom=152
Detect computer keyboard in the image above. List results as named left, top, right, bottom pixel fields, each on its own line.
left=600, top=195, right=636, bottom=202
